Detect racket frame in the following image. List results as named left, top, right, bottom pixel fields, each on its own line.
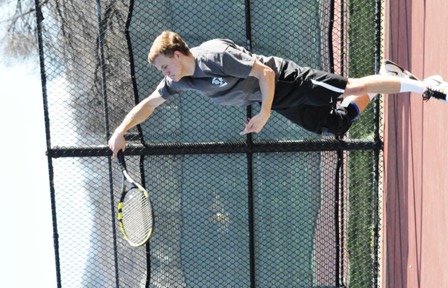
left=116, top=151, right=153, bottom=247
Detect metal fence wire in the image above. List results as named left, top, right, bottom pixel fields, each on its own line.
left=34, top=0, right=384, bottom=287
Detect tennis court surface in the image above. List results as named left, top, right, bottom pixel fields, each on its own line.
left=384, top=0, right=448, bottom=287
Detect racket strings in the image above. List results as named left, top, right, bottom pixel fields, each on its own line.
left=122, top=188, right=153, bottom=244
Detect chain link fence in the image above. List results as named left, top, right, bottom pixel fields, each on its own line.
left=35, top=0, right=383, bottom=287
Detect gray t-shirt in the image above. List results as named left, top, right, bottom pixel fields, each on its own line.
left=156, top=39, right=285, bottom=107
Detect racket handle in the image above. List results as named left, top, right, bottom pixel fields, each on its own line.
left=117, top=150, right=127, bottom=171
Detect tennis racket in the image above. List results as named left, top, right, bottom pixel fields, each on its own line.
left=116, top=150, right=154, bottom=247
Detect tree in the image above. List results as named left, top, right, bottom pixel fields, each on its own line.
left=0, top=0, right=41, bottom=63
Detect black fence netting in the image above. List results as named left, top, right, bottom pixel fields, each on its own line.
left=35, top=0, right=383, bottom=287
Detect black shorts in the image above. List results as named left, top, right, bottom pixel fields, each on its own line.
left=272, top=61, right=348, bottom=108
left=272, top=61, right=350, bottom=135
left=274, top=104, right=354, bottom=136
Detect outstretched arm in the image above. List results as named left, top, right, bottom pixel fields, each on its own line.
left=240, top=59, right=276, bottom=135
left=108, top=91, right=166, bottom=158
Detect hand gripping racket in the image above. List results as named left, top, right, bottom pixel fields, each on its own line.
left=116, top=150, right=154, bottom=247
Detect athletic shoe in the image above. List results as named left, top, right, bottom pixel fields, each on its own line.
left=381, top=60, right=448, bottom=103
left=379, top=59, right=418, bottom=80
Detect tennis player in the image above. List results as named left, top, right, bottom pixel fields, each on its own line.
left=108, top=31, right=448, bottom=157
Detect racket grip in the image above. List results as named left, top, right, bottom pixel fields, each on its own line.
left=117, top=150, right=127, bottom=171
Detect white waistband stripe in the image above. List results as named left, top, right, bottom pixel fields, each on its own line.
left=311, top=79, right=345, bottom=94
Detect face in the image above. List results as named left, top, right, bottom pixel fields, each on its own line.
left=153, top=52, right=184, bottom=82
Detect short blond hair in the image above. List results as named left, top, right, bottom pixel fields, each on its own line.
left=148, top=31, right=191, bottom=64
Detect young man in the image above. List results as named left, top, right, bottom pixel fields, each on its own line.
left=108, top=31, right=448, bottom=158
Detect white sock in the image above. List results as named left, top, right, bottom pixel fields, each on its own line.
left=399, top=79, right=426, bottom=94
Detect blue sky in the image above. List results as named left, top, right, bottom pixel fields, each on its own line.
left=0, top=61, right=57, bottom=288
